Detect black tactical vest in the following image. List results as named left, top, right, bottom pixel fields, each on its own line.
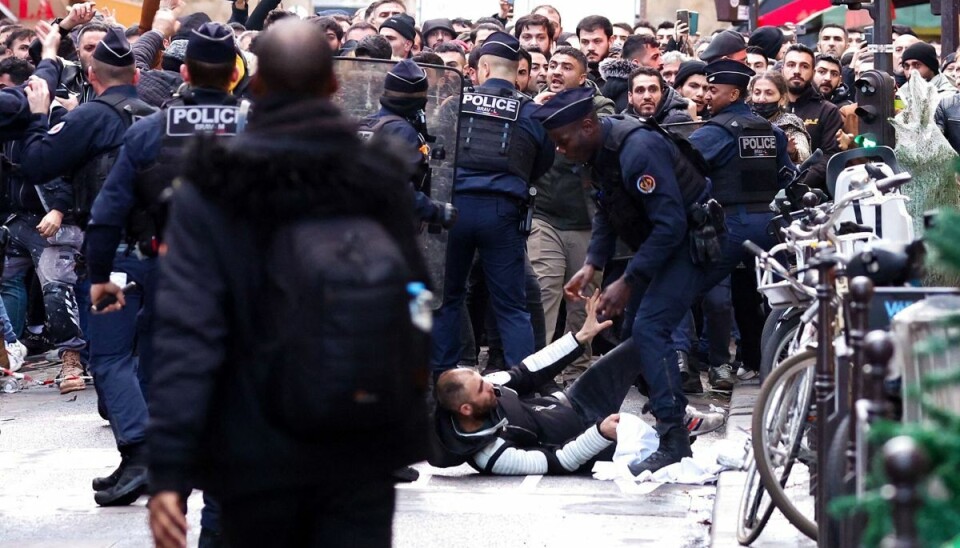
left=72, top=94, right=157, bottom=228
left=705, top=111, right=779, bottom=208
left=590, top=116, right=709, bottom=251
left=456, top=85, right=537, bottom=181
left=357, top=113, right=430, bottom=192
left=127, top=95, right=244, bottom=255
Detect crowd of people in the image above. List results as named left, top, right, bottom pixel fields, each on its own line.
left=0, top=0, right=956, bottom=546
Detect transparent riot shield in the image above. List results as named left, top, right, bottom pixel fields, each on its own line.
left=332, top=58, right=463, bottom=308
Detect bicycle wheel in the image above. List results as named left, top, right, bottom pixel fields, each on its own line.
left=759, top=311, right=801, bottom=383
left=752, top=349, right=818, bottom=540
left=736, top=447, right=777, bottom=545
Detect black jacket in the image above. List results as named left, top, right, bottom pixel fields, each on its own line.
left=431, top=333, right=614, bottom=475
left=936, top=93, right=960, bottom=153
left=624, top=86, right=693, bottom=125
left=147, top=96, right=430, bottom=499
left=787, top=84, right=843, bottom=191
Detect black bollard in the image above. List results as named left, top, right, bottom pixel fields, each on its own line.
left=863, top=330, right=895, bottom=422
left=880, top=436, right=930, bottom=548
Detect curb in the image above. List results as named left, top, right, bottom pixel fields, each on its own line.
left=711, top=380, right=758, bottom=546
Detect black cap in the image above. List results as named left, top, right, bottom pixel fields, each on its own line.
left=531, top=86, right=595, bottom=130
left=187, top=22, right=236, bottom=64
left=380, top=14, right=416, bottom=41
left=422, top=18, right=455, bottom=39
left=674, top=60, right=707, bottom=89
left=902, top=41, right=939, bottom=74
left=385, top=59, right=428, bottom=93
left=747, top=26, right=784, bottom=61
left=701, top=29, right=746, bottom=63
left=476, top=31, right=522, bottom=61
left=93, top=27, right=135, bottom=67
left=704, top=58, right=755, bottom=87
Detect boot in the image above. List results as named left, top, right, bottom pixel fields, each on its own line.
left=94, top=443, right=147, bottom=506
left=677, top=351, right=703, bottom=394
left=58, top=350, right=85, bottom=394
left=628, top=423, right=692, bottom=476
left=92, top=460, right=123, bottom=491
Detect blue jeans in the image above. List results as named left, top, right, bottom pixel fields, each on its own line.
left=432, top=194, right=533, bottom=372
left=86, top=252, right=157, bottom=447
left=0, top=273, right=27, bottom=339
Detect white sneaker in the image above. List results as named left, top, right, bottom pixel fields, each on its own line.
left=5, top=340, right=26, bottom=373
left=684, top=404, right=727, bottom=436
left=736, top=366, right=759, bottom=381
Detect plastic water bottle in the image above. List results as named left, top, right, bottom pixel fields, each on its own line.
left=407, top=282, right=433, bottom=332
left=2, top=376, right=21, bottom=394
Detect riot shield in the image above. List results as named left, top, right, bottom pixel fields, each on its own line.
left=332, top=58, right=463, bottom=308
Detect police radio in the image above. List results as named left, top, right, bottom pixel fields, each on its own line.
left=520, top=186, right=537, bottom=235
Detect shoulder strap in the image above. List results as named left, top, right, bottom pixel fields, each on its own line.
left=94, top=94, right=157, bottom=127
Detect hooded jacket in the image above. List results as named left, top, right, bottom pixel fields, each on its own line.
left=147, top=96, right=431, bottom=499
left=599, top=57, right=634, bottom=112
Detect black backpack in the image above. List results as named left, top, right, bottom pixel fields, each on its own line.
left=258, top=216, right=430, bottom=440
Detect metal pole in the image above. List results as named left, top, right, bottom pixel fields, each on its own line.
left=869, top=0, right=894, bottom=74
left=943, top=0, right=959, bottom=56
left=750, top=0, right=759, bottom=32
left=815, top=254, right=839, bottom=548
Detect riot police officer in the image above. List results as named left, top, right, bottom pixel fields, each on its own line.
left=82, top=23, right=242, bottom=519
left=549, top=87, right=726, bottom=475
left=18, top=27, right=155, bottom=395
left=431, top=31, right=553, bottom=374
left=688, top=59, right=795, bottom=388
left=357, top=59, right=456, bottom=229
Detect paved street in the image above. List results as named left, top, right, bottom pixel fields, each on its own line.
left=0, top=358, right=809, bottom=547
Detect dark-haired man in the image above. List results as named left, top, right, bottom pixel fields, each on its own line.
left=576, top=15, right=612, bottom=84
left=817, top=24, right=847, bottom=57
left=781, top=43, right=841, bottom=190
left=422, top=18, right=455, bottom=48
left=813, top=54, right=852, bottom=108
left=515, top=13, right=553, bottom=54
left=526, top=47, right=549, bottom=94
left=600, top=34, right=660, bottom=112
left=0, top=57, right=32, bottom=88
left=625, top=66, right=691, bottom=124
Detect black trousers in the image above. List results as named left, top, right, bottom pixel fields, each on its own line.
left=219, top=476, right=395, bottom=548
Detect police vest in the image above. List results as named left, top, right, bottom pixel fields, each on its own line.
left=456, top=86, right=537, bottom=182
left=127, top=95, right=246, bottom=255
left=72, top=94, right=157, bottom=228
left=357, top=113, right=430, bottom=192
left=705, top=111, right=779, bottom=208
left=590, top=116, right=708, bottom=251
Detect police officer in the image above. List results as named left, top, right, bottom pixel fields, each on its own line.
left=688, top=59, right=795, bottom=388
left=80, top=24, right=241, bottom=515
left=431, top=31, right=553, bottom=374
left=357, top=59, right=456, bottom=229
left=18, top=27, right=154, bottom=395
left=548, top=87, right=727, bottom=475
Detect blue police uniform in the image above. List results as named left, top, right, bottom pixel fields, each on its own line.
left=687, top=60, right=795, bottom=381
left=431, top=33, right=553, bottom=372
left=83, top=23, right=243, bottom=512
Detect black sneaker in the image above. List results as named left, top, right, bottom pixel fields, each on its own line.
left=628, top=425, right=692, bottom=476
left=92, top=462, right=123, bottom=491
left=94, top=462, right=147, bottom=506
left=708, top=364, right=736, bottom=391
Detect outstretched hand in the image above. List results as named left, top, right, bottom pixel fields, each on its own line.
left=575, top=289, right=614, bottom=344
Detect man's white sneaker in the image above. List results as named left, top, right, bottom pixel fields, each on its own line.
left=4, top=341, right=26, bottom=373
left=684, top=404, right=727, bottom=436
left=736, top=366, right=759, bottom=381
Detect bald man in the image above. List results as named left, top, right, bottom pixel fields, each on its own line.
left=146, top=19, right=429, bottom=548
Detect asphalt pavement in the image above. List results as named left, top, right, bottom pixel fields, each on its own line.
left=0, top=357, right=808, bottom=548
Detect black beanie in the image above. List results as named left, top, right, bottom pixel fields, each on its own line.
left=748, top=26, right=784, bottom=61
left=901, top=42, right=939, bottom=74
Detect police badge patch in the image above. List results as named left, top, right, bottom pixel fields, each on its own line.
left=47, top=122, right=65, bottom=135
left=637, top=174, right=656, bottom=194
